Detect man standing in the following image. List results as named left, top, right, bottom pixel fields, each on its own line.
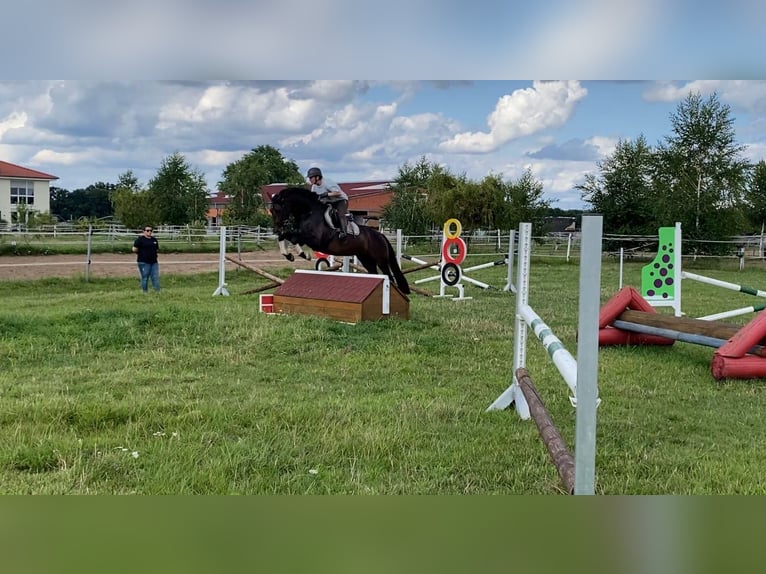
left=307, top=167, right=349, bottom=239
left=132, top=226, right=160, bottom=293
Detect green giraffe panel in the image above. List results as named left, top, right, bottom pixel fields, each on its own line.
left=641, top=227, right=677, bottom=301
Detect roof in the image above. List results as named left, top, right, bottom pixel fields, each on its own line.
left=274, top=272, right=383, bottom=303
left=0, top=160, right=58, bottom=181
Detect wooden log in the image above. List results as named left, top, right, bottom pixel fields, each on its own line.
left=516, top=367, right=575, bottom=495
left=402, top=260, right=442, bottom=275
left=225, top=255, right=284, bottom=284
left=240, top=282, right=281, bottom=295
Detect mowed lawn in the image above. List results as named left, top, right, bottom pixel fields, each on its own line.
left=2, top=253, right=766, bottom=494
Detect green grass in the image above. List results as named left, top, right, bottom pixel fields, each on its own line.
left=2, top=255, right=766, bottom=494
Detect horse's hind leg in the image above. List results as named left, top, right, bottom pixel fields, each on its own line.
left=356, top=255, right=379, bottom=275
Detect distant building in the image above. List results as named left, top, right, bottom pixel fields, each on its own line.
left=0, top=161, right=59, bottom=224
left=544, top=216, right=577, bottom=236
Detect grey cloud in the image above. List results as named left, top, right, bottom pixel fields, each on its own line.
left=527, top=139, right=601, bottom=162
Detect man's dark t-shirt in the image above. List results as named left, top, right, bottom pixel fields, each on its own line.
left=133, top=235, right=159, bottom=264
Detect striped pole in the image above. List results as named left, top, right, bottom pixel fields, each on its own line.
left=698, top=303, right=766, bottom=322
left=682, top=271, right=766, bottom=298
left=518, top=303, right=578, bottom=400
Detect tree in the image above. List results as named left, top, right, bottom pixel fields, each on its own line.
left=148, top=153, right=209, bottom=225
left=219, top=145, right=304, bottom=226
left=384, top=157, right=551, bottom=234
left=745, top=160, right=766, bottom=233
left=384, top=157, right=451, bottom=233
left=502, top=169, right=551, bottom=233
left=653, top=91, right=750, bottom=248
left=111, top=170, right=158, bottom=230
left=578, top=135, right=656, bottom=235
left=51, top=183, right=115, bottom=221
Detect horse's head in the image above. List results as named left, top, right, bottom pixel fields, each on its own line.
left=269, top=192, right=287, bottom=227
left=271, top=187, right=319, bottom=220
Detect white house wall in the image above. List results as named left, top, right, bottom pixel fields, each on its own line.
left=0, top=178, right=52, bottom=223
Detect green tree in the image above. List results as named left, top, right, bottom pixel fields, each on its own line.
left=219, top=145, right=304, bottom=226
left=384, top=157, right=451, bottom=233
left=502, top=169, right=551, bottom=233
left=653, top=91, right=750, bottom=248
left=111, top=170, right=158, bottom=230
left=51, top=183, right=115, bottom=221
left=745, top=160, right=766, bottom=233
left=578, top=135, right=656, bottom=235
left=147, top=153, right=209, bottom=225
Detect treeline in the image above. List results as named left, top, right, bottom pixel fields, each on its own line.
left=577, top=92, right=765, bottom=253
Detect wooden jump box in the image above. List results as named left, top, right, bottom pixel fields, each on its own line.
left=273, top=271, right=409, bottom=323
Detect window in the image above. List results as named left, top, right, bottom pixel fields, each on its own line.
left=10, top=180, right=35, bottom=206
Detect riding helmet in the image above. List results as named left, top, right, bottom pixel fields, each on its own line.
left=307, top=167, right=322, bottom=179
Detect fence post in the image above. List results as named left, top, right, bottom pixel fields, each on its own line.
left=85, top=225, right=93, bottom=282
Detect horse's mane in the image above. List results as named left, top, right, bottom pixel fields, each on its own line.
left=274, top=186, right=321, bottom=207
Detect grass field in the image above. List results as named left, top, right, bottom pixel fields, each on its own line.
left=2, top=253, right=766, bottom=494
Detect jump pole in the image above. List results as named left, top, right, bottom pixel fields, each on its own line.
left=486, top=216, right=602, bottom=494
left=212, top=226, right=230, bottom=296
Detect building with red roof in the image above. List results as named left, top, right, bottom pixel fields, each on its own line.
left=0, top=160, right=59, bottom=224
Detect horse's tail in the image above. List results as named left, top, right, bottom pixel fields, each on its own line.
left=385, top=235, right=410, bottom=295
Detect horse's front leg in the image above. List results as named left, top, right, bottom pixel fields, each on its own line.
left=296, top=245, right=311, bottom=260
left=278, top=239, right=294, bottom=262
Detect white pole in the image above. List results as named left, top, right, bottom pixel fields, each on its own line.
left=85, top=225, right=93, bottom=282
left=212, top=226, right=230, bottom=296
left=504, top=230, right=516, bottom=293
left=486, top=223, right=531, bottom=418
left=574, top=214, right=602, bottom=496
left=619, top=247, right=624, bottom=289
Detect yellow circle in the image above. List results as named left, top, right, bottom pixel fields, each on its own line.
left=443, top=218, right=462, bottom=239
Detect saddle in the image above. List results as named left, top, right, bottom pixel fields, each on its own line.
left=323, top=205, right=360, bottom=237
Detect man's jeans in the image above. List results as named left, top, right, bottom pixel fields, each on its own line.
left=137, top=262, right=160, bottom=292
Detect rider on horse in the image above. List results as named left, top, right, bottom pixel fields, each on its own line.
left=307, top=167, right=350, bottom=240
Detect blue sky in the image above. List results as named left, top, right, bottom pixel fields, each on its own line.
left=1, top=80, right=765, bottom=210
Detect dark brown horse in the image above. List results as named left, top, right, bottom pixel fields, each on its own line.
left=270, top=187, right=410, bottom=294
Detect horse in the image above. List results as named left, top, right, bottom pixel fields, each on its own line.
left=270, top=187, right=410, bottom=295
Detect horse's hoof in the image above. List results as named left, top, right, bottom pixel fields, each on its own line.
left=284, top=254, right=294, bottom=262
left=299, top=252, right=310, bottom=260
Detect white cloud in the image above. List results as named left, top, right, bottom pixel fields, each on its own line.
left=0, top=112, right=27, bottom=140
left=440, top=81, right=588, bottom=153
left=586, top=136, right=619, bottom=159
left=32, top=149, right=88, bottom=166
left=643, top=80, right=766, bottom=114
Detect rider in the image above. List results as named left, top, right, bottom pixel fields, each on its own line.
left=307, top=167, right=349, bottom=239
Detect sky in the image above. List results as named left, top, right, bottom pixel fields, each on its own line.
left=2, top=80, right=765, bottom=211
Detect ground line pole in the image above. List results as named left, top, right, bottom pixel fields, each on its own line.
left=574, top=214, right=602, bottom=495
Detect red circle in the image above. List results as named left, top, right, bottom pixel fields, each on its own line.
left=442, top=237, right=466, bottom=265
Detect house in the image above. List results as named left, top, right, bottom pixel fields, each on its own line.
left=0, top=161, right=59, bottom=224
left=206, top=190, right=230, bottom=226
left=544, top=217, right=577, bottom=236
left=206, top=180, right=395, bottom=228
